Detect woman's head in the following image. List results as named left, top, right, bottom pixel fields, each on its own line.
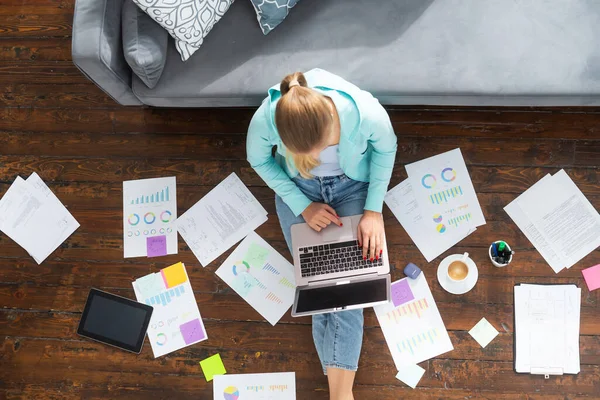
left=275, top=72, right=334, bottom=178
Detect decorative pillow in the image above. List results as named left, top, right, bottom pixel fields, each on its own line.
left=122, top=0, right=169, bottom=89
left=250, top=0, right=299, bottom=35
left=132, top=0, right=235, bottom=61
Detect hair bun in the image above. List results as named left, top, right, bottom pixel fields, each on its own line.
left=280, top=72, right=307, bottom=95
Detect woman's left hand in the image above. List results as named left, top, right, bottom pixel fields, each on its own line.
left=357, top=210, right=385, bottom=261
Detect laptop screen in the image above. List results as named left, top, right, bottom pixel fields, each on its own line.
left=295, top=277, right=388, bottom=313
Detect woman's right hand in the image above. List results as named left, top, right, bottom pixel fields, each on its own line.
left=301, top=202, right=342, bottom=232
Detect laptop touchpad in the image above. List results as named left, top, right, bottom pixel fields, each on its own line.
left=320, top=217, right=354, bottom=243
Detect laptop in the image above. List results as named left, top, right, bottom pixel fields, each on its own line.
left=290, top=214, right=391, bottom=317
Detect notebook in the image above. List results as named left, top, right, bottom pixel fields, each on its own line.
left=514, top=284, right=581, bottom=377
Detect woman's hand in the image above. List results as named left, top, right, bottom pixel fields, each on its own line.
left=357, top=210, right=385, bottom=261
left=301, top=202, right=342, bottom=232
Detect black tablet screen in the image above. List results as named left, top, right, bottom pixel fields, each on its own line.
left=78, top=289, right=153, bottom=353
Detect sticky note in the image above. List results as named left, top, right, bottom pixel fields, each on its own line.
left=469, top=317, right=499, bottom=348
left=161, top=262, right=187, bottom=288
left=134, top=273, right=164, bottom=298
left=244, top=242, right=270, bottom=267
left=582, top=264, right=600, bottom=291
left=200, top=354, right=227, bottom=382
left=146, top=235, right=167, bottom=258
left=180, top=318, right=206, bottom=344
left=395, top=364, right=425, bottom=389
left=391, top=279, right=415, bottom=307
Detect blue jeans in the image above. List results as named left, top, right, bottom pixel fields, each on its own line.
left=276, top=174, right=368, bottom=374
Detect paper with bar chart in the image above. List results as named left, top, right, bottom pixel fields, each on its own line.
left=216, top=232, right=296, bottom=326
left=374, top=274, right=453, bottom=369
left=213, top=372, right=296, bottom=400
left=123, top=177, right=177, bottom=258
left=177, top=173, right=268, bottom=267
left=132, top=262, right=207, bottom=358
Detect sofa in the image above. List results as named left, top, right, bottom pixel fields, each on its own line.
left=72, top=0, right=600, bottom=107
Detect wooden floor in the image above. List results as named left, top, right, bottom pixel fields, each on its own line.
left=2, top=1, right=600, bottom=399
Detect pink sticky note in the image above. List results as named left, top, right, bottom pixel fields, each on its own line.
left=146, top=235, right=167, bottom=258
left=180, top=318, right=206, bottom=344
left=391, top=279, right=415, bottom=307
left=582, top=264, right=600, bottom=291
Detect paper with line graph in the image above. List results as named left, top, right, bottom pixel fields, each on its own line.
left=213, top=372, right=296, bottom=400
left=374, top=274, right=453, bottom=369
left=216, top=232, right=296, bottom=325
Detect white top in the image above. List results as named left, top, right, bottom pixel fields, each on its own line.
left=310, top=145, right=344, bottom=177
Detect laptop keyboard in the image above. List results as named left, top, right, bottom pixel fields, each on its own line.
left=298, top=240, right=383, bottom=278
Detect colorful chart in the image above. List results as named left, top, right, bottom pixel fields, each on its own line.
left=441, top=167, right=456, bottom=182
left=396, top=328, right=439, bottom=355
left=421, top=174, right=436, bottom=189
left=160, top=210, right=172, bottom=223
left=385, top=298, right=430, bottom=323
left=448, top=213, right=472, bottom=228
left=262, top=263, right=280, bottom=275
left=130, top=185, right=171, bottom=205
left=145, top=285, right=185, bottom=306
left=128, top=213, right=140, bottom=226
left=144, top=212, right=156, bottom=224
left=232, top=261, right=250, bottom=276
left=279, top=277, right=295, bottom=289
left=223, top=386, right=240, bottom=400
left=429, top=185, right=464, bottom=204
left=433, top=214, right=443, bottom=223
left=265, top=292, right=283, bottom=304
left=156, top=333, right=167, bottom=346
left=436, top=224, right=446, bottom=233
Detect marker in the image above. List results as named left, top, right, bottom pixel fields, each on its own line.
left=491, top=242, right=498, bottom=257
left=498, top=241, right=506, bottom=252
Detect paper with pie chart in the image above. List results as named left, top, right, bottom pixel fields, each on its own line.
left=132, top=262, right=207, bottom=358
left=216, top=232, right=296, bottom=326
left=374, top=274, right=453, bottom=369
left=123, top=177, right=177, bottom=258
left=213, top=372, right=296, bottom=400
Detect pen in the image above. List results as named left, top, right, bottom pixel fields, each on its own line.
left=491, top=242, right=498, bottom=257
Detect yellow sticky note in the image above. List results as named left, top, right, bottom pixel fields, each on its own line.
left=161, top=262, right=187, bottom=288
left=199, top=354, right=226, bottom=382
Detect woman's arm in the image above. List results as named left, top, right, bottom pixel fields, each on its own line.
left=246, top=106, right=312, bottom=217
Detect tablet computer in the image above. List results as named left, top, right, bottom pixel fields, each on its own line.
left=77, top=288, right=153, bottom=354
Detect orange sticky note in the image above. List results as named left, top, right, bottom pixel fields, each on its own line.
left=161, top=262, right=188, bottom=288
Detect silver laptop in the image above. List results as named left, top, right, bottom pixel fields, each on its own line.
left=290, top=214, right=391, bottom=317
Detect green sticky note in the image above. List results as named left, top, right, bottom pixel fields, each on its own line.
left=244, top=242, right=270, bottom=267
left=199, top=354, right=226, bottom=382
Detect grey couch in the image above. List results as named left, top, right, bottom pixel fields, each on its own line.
left=72, top=0, right=600, bottom=107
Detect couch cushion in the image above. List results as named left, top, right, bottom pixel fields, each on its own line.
left=122, top=0, right=169, bottom=89
left=133, top=0, right=600, bottom=107
left=250, top=0, right=299, bottom=35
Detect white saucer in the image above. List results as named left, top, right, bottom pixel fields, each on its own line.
left=437, top=255, right=479, bottom=295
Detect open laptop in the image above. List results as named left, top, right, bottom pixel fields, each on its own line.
left=290, top=214, right=391, bottom=317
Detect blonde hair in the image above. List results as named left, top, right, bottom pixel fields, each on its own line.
left=275, top=72, right=333, bottom=178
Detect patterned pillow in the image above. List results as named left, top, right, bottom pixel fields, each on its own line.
left=132, top=0, right=235, bottom=61
left=250, top=0, right=299, bottom=35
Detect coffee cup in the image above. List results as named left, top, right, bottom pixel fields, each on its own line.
left=446, top=252, right=471, bottom=282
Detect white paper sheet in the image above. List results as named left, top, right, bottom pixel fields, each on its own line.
left=374, top=274, right=453, bottom=369
left=395, top=364, right=426, bottom=389
left=132, top=262, right=208, bottom=358
left=213, top=372, right=296, bottom=400
left=123, top=177, right=177, bottom=258
left=385, top=179, right=472, bottom=262
left=514, top=284, right=580, bottom=375
left=405, top=148, right=486, bottom=232
left=177, top=173, right=268, bottom=267
left=0, top=173, right=79, bottom=264
left=216, top=232, right=296, bottom=326
left=468, top=317, right=499, bottom=348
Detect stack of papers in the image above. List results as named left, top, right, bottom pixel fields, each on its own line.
left=385, top=149, right=486, bottom=261
left=178, top=173, right=268, bottom=266
left=123, top=177, right=178, bottom=258
left=374, top=274, right=453, bottom=370
left=0, top=172, right=79, bottom=264
left=514, top=284, right=581, bottom=375
left=132, top=262, right=208, bottom=358
left=216, top=232, right=296, bottom=326
left=505, top=169, right=600, bottom=273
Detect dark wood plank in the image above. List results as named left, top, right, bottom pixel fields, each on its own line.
left=0, top=12, right=73, bottom=38
left=0, top=62, right=91, bottom=84
left=0, top=83, right=113, bottom=107
left=0, top=38, right=72, bottom=61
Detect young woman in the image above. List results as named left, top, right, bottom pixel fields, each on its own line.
left=247, top=69, right=397, bottom=400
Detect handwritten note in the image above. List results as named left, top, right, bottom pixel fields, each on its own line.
left=146, top=235, right=167, bottom=257
left=582, top=264, right=600, bottom=291
left=391, top=278, right=415, bottom=307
